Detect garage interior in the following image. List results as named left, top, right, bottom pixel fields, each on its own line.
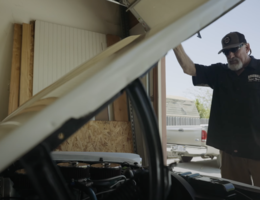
left=2, top=0, right=260, bottom=199
left=1, top=0, right=167, bottom=167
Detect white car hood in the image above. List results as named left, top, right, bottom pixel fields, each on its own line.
left=0, top=0, right=243, bottom=172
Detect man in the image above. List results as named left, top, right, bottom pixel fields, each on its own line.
left=173, top=32, right=260, bottom=186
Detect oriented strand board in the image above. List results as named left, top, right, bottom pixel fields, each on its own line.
left=20, top=23, right=33, bottom=105
left=8, top=24, right=22, bottom=114
left=56, top=121, right=134, bottom=153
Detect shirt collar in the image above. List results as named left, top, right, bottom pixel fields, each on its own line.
left=247, top=56, right=257, bottom=70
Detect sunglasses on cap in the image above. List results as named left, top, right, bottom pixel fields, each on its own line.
left=222, top=43, right=244, bottom=56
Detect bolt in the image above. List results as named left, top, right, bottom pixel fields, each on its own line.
left=58, top=133, right=64, bottom=140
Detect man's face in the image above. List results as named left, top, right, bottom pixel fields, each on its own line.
left=224, top=43, right=250, bottom=71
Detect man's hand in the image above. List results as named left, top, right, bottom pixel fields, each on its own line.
left=173, top=44, right=196, bottom=76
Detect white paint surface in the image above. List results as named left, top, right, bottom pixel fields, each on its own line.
left=33, top=20, right=107, bottom=95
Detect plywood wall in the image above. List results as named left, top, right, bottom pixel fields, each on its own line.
left=56, top=121, right=134, bottom=153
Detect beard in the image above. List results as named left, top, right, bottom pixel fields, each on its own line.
left=228, top=57, right=243, bottom=71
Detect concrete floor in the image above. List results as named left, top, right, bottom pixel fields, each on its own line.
left=167, top=157, right=221, bottom=178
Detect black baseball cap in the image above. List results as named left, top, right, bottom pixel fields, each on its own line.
left=218, top=32, right=247, bottom=54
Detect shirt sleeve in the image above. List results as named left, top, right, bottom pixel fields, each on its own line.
left=192, top=63, right=221, bottom=89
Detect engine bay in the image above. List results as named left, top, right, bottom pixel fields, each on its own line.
left=1, top=151, right=260, bottom=200
left=1, top=158, right=145, bottom=200
left=1, top=79, right=260, bottom=200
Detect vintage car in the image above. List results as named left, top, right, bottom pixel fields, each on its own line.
left=1, top=0, right=260, bottom=199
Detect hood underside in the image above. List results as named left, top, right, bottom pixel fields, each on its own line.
left=0, top=0, right=244, bottom=172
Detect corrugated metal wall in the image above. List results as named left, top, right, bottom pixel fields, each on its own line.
left=166, top=116, right=209, bottom=126
left=33, top=20, right=107, bottom=95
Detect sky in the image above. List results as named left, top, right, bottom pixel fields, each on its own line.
left=166, top=0, right=260, bottom=100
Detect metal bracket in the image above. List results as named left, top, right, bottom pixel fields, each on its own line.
left=197, top=31, right=202, bottom=39
left=126, top=0, right=141, bottom=12
left=128, top=98, right=137, bottom=153
left=107, top=0, right=150, bottom=32
left=107, top=0, right=128, bottom=7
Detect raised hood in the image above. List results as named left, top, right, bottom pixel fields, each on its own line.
left=0, top=0, right=243, bottom=172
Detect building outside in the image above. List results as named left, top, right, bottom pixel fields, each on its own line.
left=166, top=95, right=208, bottom=126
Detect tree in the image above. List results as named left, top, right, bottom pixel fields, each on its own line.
left=185, top=87, right=212, bottom=119
left=195, top=99, right=210, bottom=118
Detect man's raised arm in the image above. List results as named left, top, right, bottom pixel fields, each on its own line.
left=173, top=44, right=196, bottom=76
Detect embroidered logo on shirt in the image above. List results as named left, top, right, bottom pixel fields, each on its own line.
left=248, top=74, right=260, bottom=82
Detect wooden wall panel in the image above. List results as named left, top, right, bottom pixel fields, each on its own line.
left=57, top=121, right=134, bottom=153
left=8, top=24, right=22, bottom=114
left=19, top=23, right=33, bottom=105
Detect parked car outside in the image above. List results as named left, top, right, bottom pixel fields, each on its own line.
left=200, top=124, right=221, bottom=167
left=167, top=124, right=220, bottom=166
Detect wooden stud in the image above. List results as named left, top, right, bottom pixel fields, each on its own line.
left=105, top=35, right=129, bottom=121
left=95, top=109, right=109, bottom=121
left=160, top=57, right=167, bottom=164
left=19, top=23, right=34, bottom=106
left=30, top=21, right=35, bottom=96
left=95, top=34, right=123, bottom=121
left=153, top=65, right=158, bottom=118
left=113, top=92, right=129, bottom=121
left=127, top=11, right=139, bottom=29
left=106, top=34, right=121, bottom=47
left=8, top=24, right=22, bottom=114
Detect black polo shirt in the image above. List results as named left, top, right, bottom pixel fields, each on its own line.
left=193, top=56, right=260, bottom=160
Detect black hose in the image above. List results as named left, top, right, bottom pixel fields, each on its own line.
left=73, top=182, right=97, bottom=200
left=85, top=187, right=97, bottom=200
